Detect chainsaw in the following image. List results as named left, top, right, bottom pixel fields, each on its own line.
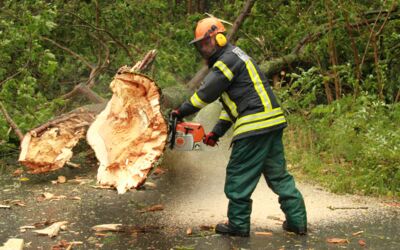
left=168, top=115, right=206, bottom=151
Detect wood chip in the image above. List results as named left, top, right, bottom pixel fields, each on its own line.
left=34, top=221, right=68, bottom=237
left=186, top=228, right=192, bottom=235
left=358, top=239, right=367, bottom=247
left=139, top=204, right=164, bottom=213
left=0, top=205, right=11, bottom=209
left=92, top=224, right=123, bottom=232
left=144, top=182, right=157, bottom=189
left=199, top=225, right=214, bottom=231
left=152, top=167, right=166, bottom=176
left=0, top=238, right=24, bottom=250
left=383, top=202, right=400, bottom=207
left=57, top=176, right=67, bottom=184
left=91, top=185, right=114, bottom=190
left=51, top=240, right=83, bottom=250
left=37, top=192, right=66, bottom=201
left=254, top=231, right=273, bottom=236
left=12, top=169, right=24, bottom=177
left=352, top=230, right=364, bottom=236
left=68, top=178, right=90, bottom=184
left=326, top=238, right=349, bottom=244
left=327, top=206, right=368, bottom=210
left=66, top=162, right=80, bottom=168
left=10, top=200, right=26, bottom=207
left=68, top=196, right=81, bottom=201
left=95, top=233, right=108, bottom=237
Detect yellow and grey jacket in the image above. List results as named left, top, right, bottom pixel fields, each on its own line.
left=179, top=43, right=287, bottom=141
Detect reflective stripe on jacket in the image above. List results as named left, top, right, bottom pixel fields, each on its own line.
left=181, top=43, right=287, bottom=141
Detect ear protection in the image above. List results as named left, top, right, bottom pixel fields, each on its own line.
left=215, top=33, right=227, bottom=47
left=207, top=25, right=227, bottom=47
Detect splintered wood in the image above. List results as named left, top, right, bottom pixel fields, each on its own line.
left=18, top=61, right=167, bottom=194
left=87, top=70, right=167, bottom=194
left=18, top=109, right=96, bottom=173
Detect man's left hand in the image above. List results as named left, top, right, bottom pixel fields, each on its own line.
left=203, top=132, right=219, bottom=147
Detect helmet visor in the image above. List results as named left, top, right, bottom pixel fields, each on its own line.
left=193, top=36, right=214, bottom=59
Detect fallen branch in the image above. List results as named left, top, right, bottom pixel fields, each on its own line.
left=64, top=10, right=134, bottom=61
left=0, top=70, right=23, bottom=87
left=327, top=206, right=369, bottom=210
left=42, top=36, right=94, bottom=70
left=0, top=101, right=24, bottom=141
left=19, top=108, right=97, bottom=174
left=260, top=11, right=400, bottom=78
left=60, top=33, right=110, bottom=102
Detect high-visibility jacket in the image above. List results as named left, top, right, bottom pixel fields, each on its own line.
left=179, top=43, right=287, bottom=141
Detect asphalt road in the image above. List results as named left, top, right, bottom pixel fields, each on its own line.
left=0, top=103, right=399, bottom=249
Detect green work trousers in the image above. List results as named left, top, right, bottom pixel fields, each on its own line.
left=225, top=129, right=307, bottom=232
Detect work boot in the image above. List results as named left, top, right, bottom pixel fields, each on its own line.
left=282, top=221, right=307, bottom=235
left=215, top=223, right=249, bottom=237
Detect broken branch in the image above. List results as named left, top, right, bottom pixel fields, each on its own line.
left=42, top=36, right=94, bottom=70
left=0, top=101, right=24, bottom=141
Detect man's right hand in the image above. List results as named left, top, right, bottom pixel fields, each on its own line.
left=170, top=109, right=182, bottom=121
left=203, top=132, right=219, bottom=147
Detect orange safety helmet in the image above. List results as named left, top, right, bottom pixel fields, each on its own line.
left=189, top=17, right=226, bottom=44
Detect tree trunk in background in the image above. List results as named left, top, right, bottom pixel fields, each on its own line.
left=323, top=77, right=334, bottom=104
left=344, top=11, right=361, bottom=97
left=327, top=1, right=341, bottom=100
left=372, top=33, right=384, bottom=100
left=187, top=0, right=192, bottom=14
left=0, top=101, right=24, bottom=141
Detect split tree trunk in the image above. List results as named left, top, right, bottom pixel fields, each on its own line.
left=86, top=67, right=167, bottom=194
left=18, top=108, right=98, bottom=174
left=18, top=50, right=170, bottom=194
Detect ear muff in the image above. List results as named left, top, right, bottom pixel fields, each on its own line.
left=215, top=33, right=227, bottom=47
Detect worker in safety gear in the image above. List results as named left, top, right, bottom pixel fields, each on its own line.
left=171, top=17, right=307, bottom=237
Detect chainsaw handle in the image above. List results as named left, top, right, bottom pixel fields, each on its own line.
left=169, top=115, right=178, bottom=149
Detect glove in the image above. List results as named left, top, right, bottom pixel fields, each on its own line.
left=170, top=109, right=182, bottom=121
left=203, top=132, right=219, bottom=147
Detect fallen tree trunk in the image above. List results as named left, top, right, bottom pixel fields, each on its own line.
left=18, top=108, right=97, bottom=173
left=86, top=67, right=168, bottom=194
left=19, top=50, right=169, bottom=193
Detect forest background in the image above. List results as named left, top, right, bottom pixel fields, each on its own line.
left=0, top=0, right=399, bottom=198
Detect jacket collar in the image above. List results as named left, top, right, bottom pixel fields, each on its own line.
left=207, top=43, right=233, bottom=68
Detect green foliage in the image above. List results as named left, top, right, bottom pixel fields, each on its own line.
left=0, top=0, right=63, bottom=148
left=0, top=0, right=399, bottom=198
left=286, top=95, right=400, bottom=197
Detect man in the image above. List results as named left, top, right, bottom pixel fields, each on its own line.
left=171, top=17, right=307, bottom=237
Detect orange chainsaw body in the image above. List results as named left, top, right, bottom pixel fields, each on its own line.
left=174, top=122, right=205, bottom=151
